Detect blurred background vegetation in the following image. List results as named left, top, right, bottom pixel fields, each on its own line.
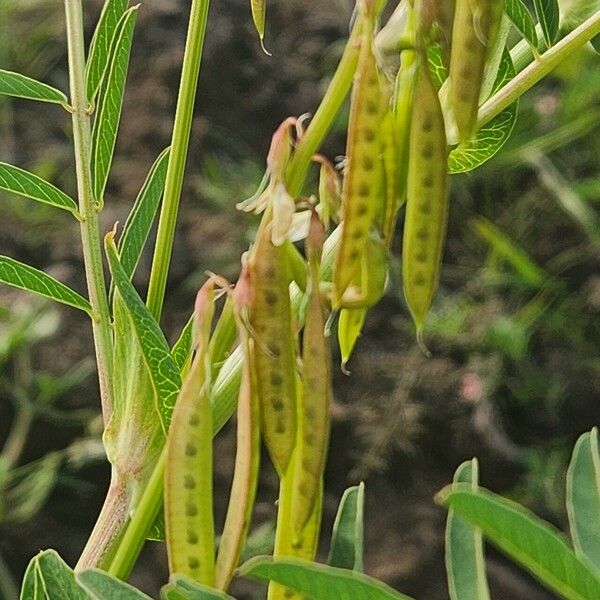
left=0, top=0, right=599, bottom=598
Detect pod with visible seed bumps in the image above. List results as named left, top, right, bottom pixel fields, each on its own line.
left=165, top=280, right=216, bottom=585
left=333, top=0, right=385, bottom=308
left=449, top=0, right=505, bottom=141
left=249, top=209, right=298, bottom=477
left=290, top=212, right=331, bottom=537
left=402, top=57, right=448, bottom=346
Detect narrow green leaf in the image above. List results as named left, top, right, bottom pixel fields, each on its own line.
left=534, top=0, right=560, bottom=46
left=0, top=256, right=93, bottom=315
left=0, top=69, right=69, bottom=107
left=505, top=0, right=539, bottom=48
left=86, top=0, right=130, bottom=102
left=427, top=44, right=448, bottom=90
left=591, top=34, right=600, bottom=55
left=240, top=556, right=415, bottom=600
left=161, top=574, right=235, bottom=599
left=78, top=569, right=152, bottom=599
left=471, top=217, right=548, bottom=287
left=118, top=147, right=170, bottom=279
left=438, top=485, right=600, bottom=600
left=20, top=550, right=89, bottom=600
left=328, top=483, right=365, bottom=571
left=567, top=428, right=600, bottom=571
left=449, top=49, right=517, bottom=173
left=105, top=232, right=182, bottom=432
left=445, top=460, right=490, bottom=600
left=172, top=314, right=194, bottom=373
left=91, top=7, right=138, bottom=205
left=0, top=162, right=79, bottom=216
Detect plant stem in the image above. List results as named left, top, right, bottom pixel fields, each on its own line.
left=0, top=550, right=18, bottom=600
left=64, top=0, right=113, bottom=425
left=479, top=10, right=600, bottom=128
left=145, top=0, right=211, bottom=321
left=1, top=405, right=33, bottom=469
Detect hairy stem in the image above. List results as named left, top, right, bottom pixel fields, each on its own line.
left=145, top=0, right=211, bottom=321
left=479, top=10, right=600, bottom=128
left=64, top=0, right=113, bottom=425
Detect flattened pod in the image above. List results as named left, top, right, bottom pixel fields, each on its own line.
left=402, top=60, right=448, bottom=344
left=449, top=0, right=505, bottom=141
left=333, top=3, right=384, bottom=308
left=165, top=281, right=216, bottom=585
left=249, top=211, right=298, bottom=477
left=290, top=215, right=331, bottom=536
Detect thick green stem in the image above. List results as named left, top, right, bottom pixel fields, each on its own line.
left=145, top=0, right=211, bottom=321
left=479, top=10, right=600, bottom=128
left=64, top=0, right=113, bottom=425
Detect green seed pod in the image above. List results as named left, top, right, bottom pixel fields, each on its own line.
left=165, top=280, right=216, bottom=585
left=449, top=0, right=505, bottom=141
left=402, top=58, right=448, bottom=346
left=290, top=213, right=331, bottom=536
left=333, top=1, right=385, bottom=308
left=249, top=209, right=298, bottom=477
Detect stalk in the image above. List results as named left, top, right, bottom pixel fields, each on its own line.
left=145, top=0, right=211, bottom=321
left=64, top=0, right=113, bottom=425
left=479, top=10, right=600, bottom=128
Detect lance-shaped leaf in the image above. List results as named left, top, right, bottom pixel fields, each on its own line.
left=0, top=162, right=79, bottom=217
left=171, top=313, right=194, bottom=372
left=445, top=460, right=490, bottom=600
left=240, top=557, right=415, bottom=600
left=567, top=428, right=600, bottom=570
left=91, top=7, right=138, bottom=205
left=327, top=483, right=365, bottom=571
left=78, top=569, right=151, bottom=600
left=506, top=0, right=539, bottom=49
left=534, top=0, right=560, bottom=46
left=161, top=574, right=236, bottom=599
left=0, top=256, right=92, bottom=315
left=20, top=550, right=88, bottom=600
left=449, top=49, right=517, bottom=173
left=86, top=0, right=130, bottom=102
left=0, top=69, right=69, bottom=108
left=105, top=231, right=181, bottom=431
left=118, top=147, right=170, bottom=280
left=438, top=484, right=600, bottom=600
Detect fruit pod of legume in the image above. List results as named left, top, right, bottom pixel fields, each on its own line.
left=249, top=208, right=298, bottom=478
left=165, top=280, right=216, bottom=585
left=449, top=0, right=505, bottom=142
left=402, top=56, right=448, bottom=346
left=333, top=0, right=385, bottom=309
left=214, top=264, right=261, bottom=591
left=290, top=212, right=331, bottom=537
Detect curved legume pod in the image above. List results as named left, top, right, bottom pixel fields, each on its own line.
left=290, top=213, right=331, bottom=537
left=249, top=209, right=298, bottom=477
left=402, top=57, right=449, bottom=346
left=165, top=281, right=216, bottom=585
left=449, top=0, right=505, bottom=142
left=333, top=1, right=385, bottom=308
left=214, top=265, right=261, bottom=591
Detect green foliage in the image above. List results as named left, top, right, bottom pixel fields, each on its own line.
left=0, top=69, right=68, bottom=107
left=161, top=575, right=235, bottom=599
left=534, top=0, right=561, bottom=45
left=505, top=0, right=539, bottom=49
left=79, top=569, right=152, bottom=599
left=327, top=484, right=365, bottom=571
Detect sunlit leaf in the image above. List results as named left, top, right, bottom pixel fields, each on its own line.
left=0, top=162, right=79, bottom=216
left=0, top=69, right=69, bottom=107
left=534, top=0, right=561, bottom=46
left=328, top=483, right=365, bottom=571
left=567, top=428, right=600, bottom=571
left=445, top=460, right=490, bottom=600
left=505, top=0, right=539, bottom=48
left=171, top=314, right=194, bottom=373
left=86, top=0, right=130, bottom=102
left=20, top=550, right=88, bottom=600
left=161, top=574, right=235, bottom=599
left=427, top=44, right=447, bottom=90
left=0, top=256, right=92, bottom=315
left=78, top=569, right=151, bottom=599
left=91, top=7, right=138, bottom=205
left=240, top=556, right=415, bottom=600
left=438, top=484, right=600, bottom=600
left=449, top=49, right=518, bottom=173
left=105, top=231, right=181, bottom=432
left=118, top=147, right=170, bottom=279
